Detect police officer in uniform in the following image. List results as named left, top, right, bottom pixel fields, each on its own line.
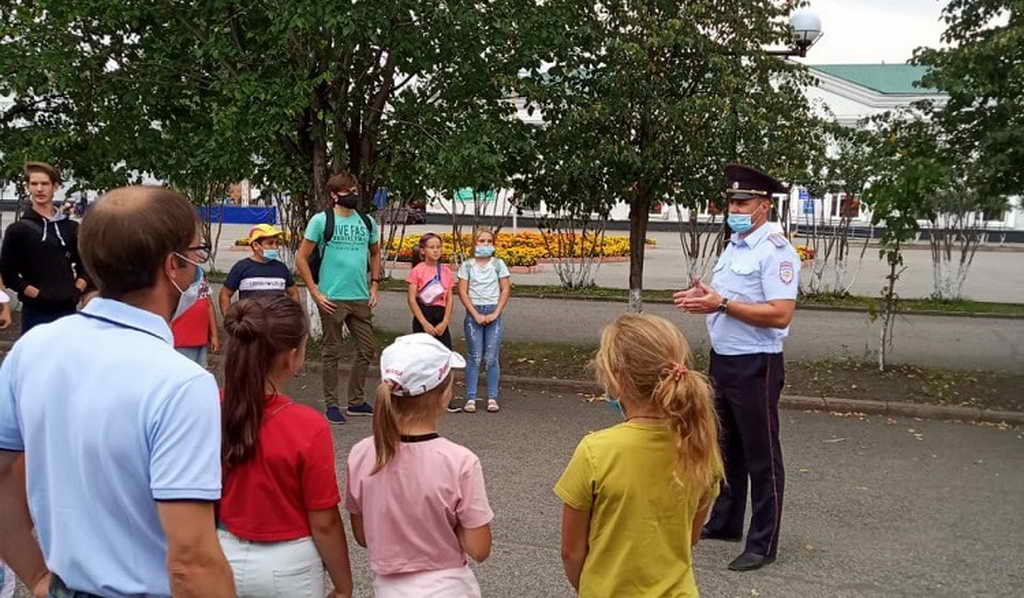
left=673, top=164, right=799, bottom=572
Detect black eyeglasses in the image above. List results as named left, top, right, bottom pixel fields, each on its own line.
left=182, top=244, right=212, bottom=264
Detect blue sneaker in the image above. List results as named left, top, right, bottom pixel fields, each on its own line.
left=346, top=403, right=374, bottom=417
left=325, top=405, right=346, bottom=425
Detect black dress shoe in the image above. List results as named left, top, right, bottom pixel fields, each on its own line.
left=728, top=552, right=776, bottom=571
left=700, top=527, right=742, bottom=542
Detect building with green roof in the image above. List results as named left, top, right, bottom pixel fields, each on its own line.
left=804, top=63, right=948, bottom=127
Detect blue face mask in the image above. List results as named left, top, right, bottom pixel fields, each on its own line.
left=475, top=245, right=495, bottom=258
left=263, top=249, right=280, bottom=261
left=603, top=393, right=627, bottom=420
left=727, top=213, right=753, bottom=234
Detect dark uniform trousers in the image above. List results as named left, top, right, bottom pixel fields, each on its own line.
left=705, top=350, right=786, bottom=558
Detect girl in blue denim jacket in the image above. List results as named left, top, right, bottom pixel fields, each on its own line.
left=456, top=229, right=511, bottom=413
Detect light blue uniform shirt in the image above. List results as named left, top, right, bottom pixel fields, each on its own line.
left=0, top=298, right=222, bottom=598
left=707, top=222, right=800, bottom=355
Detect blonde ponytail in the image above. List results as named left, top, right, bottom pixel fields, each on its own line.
left=595, top=313, right=724, bottom=503
left=372, top=382, right=401, bottom=474
left=654, top=368, right=724, bottom=509
left=371, top=374, right=454, bottom=475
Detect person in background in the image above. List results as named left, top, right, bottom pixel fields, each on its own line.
left=346, top=334, right=493, bottom=597
left=456, top=228, right=511, bottom=414
left=219, top=224, right=299, bottom=317
left=295, top=171, right=381, bottom=426
left=405, top=232, right=455, bottom=349
left=0, top=277, right=12, bottom=330
left=172, top=266, right=219, bottom=367
left=0, top=186, right=233, bottom=598
left=218, top=296, right=352, bottom=598
left=228, top=183, right=244, bottom=206
left=0, top=162, right=90, bottom=336
left=556, top=313, right=723, bottom=597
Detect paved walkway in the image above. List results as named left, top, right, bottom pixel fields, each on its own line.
left=211, top=223, right=1024, bottom=303
left=17, top=384, right=1023, bottom=597
left=369, top=292, right=1024, bottom=372
left=297, top=382, right=1024, bottom=597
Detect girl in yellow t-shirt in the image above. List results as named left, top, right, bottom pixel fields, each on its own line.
left=554, top=313, right=724, bottom=597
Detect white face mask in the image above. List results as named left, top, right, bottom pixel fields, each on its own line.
left=171, top=253, right=205, bottom=321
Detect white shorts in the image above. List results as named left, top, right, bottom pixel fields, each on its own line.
left=373, top=565, right=481, bottom=598
left=217, top=529, right=325, bottom=598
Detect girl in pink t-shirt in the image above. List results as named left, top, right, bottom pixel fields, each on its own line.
left=346, top=333, right=493, bottom=597
left=405, top=233, right=455, bottom=349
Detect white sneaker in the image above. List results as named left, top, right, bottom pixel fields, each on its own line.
left=464, top=400, right=477, bottom=413
left=487, top=399, right=500, bottom=413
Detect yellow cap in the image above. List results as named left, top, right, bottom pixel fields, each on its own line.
left=248, top=224, right=285, bottom=244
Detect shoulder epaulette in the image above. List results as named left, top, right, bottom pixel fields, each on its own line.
left=767, top=233, right=788, bottom=249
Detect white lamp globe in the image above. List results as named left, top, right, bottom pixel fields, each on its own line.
left=790, top=10, right=823, bottom=47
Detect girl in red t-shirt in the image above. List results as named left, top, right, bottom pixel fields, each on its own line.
left=171, top=272, right=219, bottom=367
left=218, top=296, right=353, bottom=598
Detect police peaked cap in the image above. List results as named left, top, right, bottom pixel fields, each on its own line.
left=724, top=164, right=787, bottom=199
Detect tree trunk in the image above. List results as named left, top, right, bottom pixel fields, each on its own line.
left=628, top=186, right=651, bottom=313
left=311, top=88, right=330, bottom=211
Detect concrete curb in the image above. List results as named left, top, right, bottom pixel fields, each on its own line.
left=495, top=376, right=1024, bottom=426
left=2, top=342, right=1019, bottom=426
left=232, top=359, right=1024, bottom=426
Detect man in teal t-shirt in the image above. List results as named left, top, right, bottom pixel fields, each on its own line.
left=297, top=172, right=382, bottom=425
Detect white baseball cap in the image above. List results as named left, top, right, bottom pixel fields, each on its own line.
left=380, top=333, right=467, bottom=397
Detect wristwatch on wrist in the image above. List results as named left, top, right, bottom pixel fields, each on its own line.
left=717, top=297, right=730, bottom=313
left=371, top=278, right=381, bottom=284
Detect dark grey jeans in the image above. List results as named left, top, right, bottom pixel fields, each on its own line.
left=49, top=574, right=104, bottom=598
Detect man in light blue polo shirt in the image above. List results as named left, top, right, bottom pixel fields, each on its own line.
left=0, top=186, right=234, bottom=598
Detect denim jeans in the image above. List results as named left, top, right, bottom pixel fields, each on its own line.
left=463, top=304, right=503, bottom=400
left=21, top=305, right=75, bottom=336
left=48, top=574, right=102, bottom=598
left=175, top=345, right=209, bottom=368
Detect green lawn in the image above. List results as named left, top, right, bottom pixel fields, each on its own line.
left=306, top=329, right=1023, bottom=412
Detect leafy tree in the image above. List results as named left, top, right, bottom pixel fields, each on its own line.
left=798, top=120, right=875, bottom=296
left=1, top=0, right=531, bottom=238
left=0, top=2, right=160, bottom=193
left=516, top=119, right=618, bottom=288
left=389, top=102, right=533, bottom=260
left=517, top=0, right=814, bottom=311
left=861, top=111, right=947, bottom=371
left=915, top=0, right=1024, bottom=197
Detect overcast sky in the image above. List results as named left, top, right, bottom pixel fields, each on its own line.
left=793, top=0, right=950, bottom=65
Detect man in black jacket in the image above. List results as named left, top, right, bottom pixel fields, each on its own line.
left=0, top=162, right=89, bottom=335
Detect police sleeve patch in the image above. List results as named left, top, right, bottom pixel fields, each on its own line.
left=779, top=261, right=795, bottom=285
